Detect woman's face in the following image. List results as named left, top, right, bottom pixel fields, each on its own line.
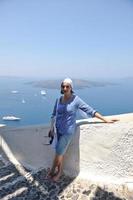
left=61, top=83, right=72, bottom=95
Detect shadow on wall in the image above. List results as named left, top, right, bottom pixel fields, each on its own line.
left=63, top=126, right=80, bottom=177
left=63, top=121, right=104, bottom=177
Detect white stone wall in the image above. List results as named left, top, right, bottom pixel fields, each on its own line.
left=0, top=114, right=133, bottom=184
left=78, top=121, right=133, bottom=183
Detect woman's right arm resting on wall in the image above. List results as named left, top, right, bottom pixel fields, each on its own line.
left=94, top=112, right=119, bottom=123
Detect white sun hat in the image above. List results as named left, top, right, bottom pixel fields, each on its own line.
left=63, top=78, right=73, bottom=89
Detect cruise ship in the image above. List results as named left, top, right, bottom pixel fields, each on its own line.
left=2, top=116, right=21, bottom=121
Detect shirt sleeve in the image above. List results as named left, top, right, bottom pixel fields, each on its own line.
left=77, top=96, right=97, bottom=117
left=51, top=98, right=58, bottom=119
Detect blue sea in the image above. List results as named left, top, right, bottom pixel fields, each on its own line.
left=0, top=76, right=133, bottom=127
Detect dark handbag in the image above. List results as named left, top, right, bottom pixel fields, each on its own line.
left=48, top=129, right=54, bottom=144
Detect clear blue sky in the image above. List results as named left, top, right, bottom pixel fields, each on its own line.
left=0, top=0, right=133, bottom=79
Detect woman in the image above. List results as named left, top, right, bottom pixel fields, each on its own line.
left=48, top=78, right=118, bottom=181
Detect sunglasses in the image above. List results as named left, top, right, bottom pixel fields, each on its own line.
left=62, top=85, right=70, bottom=89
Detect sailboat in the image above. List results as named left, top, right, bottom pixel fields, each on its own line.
left=40, top=90, right=46, bottom=96
left=11, top=90, right=19, bottom=94
left=22, top=99, right=26, bottom=104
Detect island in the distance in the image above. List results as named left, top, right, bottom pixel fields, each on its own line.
left=27, top=79, right=117, bottom=90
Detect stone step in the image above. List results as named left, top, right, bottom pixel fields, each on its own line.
left=10, top=185, right=50, bottom=200
left=0, top=164, right=18, bottom=178
left=0, top=168, right=51, bottom=199
left=0, top=155, right=10, bottom=167
left=0, top=164, right=22, bottom=187
left=0, top=159, right=5, bottom=167
left=0, top=162, right=32, bottom=199
left=0, top=178, right=32, bottom=200
left=0, top=166, right=72, bottom=200
left=15, top=169, right=74, bottom=199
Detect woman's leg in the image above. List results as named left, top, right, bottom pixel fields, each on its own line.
left=51, top=154, right=64, bottom=181
left=47, top=156, right=57, bottom=178
left=48, top=154, right=63, bottom=179
left=49, top=134, right=73, bottom=181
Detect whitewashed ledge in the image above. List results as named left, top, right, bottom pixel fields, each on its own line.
left=0, top=113, right=133, bottom=190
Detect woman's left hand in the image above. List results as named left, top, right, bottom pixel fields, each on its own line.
left=94, top=112, right=119, bottom=123
left=104, top=118, right=119, bottom=123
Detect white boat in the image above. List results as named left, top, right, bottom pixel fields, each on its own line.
left=40, top=90, right=46, bottom=96
left=2, top=116, right=21, bottom=121
left=0, top=124, right=6, bottom=127
left=22, top=99, right=26, bottom=104
left=11, top=90, right=19, bottom=94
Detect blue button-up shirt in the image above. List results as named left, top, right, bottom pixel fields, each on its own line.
left=51, top=95, right=97, bottom=135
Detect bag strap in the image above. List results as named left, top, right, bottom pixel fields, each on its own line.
left=55, top=98, right=59, bottom=123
